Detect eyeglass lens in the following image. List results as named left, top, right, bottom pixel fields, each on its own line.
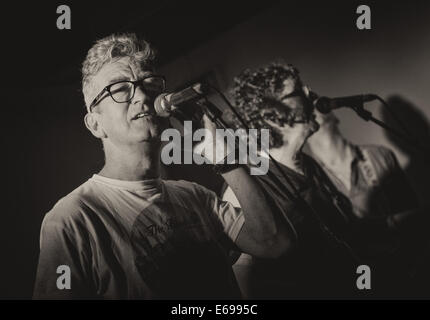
left=109, top=77, right=165, bottom=103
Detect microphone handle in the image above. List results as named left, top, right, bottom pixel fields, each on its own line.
left=315, top=94, right=377, bottom=113
left=335, top=94, right=376, bottom=107
left=168, top=83, right=205, bottom=105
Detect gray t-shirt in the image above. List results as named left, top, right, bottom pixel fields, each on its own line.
left=33, top=175, right=244, bottom=299
left=311, top=145, right=418, bottom=218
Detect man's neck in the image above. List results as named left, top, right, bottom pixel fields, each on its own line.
left=307, top=127, right=353, bottom=168
left=100, top=141, right=161, bottom=181
left=270, top=139, right=305, bottom=175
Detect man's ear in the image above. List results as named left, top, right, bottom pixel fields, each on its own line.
left=84, top=112, right=107, bottom=139
left=302, top=85, right=311, bottom=98
left=302, top=85, right=319, bottom=101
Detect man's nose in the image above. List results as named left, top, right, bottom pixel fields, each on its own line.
left=131, top=86, right=152, bottom=109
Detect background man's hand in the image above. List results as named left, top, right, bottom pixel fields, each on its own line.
left=193, top=114, right=236, bottom=164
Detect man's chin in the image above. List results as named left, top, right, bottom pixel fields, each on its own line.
left=136, top=116, right=168, bottom=133
left=137, top=134, right=162, bottom=145
left=131, top=126, right=162, bottom=144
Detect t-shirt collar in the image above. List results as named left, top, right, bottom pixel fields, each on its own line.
left=90, top=174, right=162, bottom=192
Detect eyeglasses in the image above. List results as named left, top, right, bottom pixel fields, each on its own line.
left=261, top=89, right=314, bottom=126
left=280, top=89, right=315, bottom=124
left=279, top=88, right=307, bottom=101
left=89, top=75, right=166, bottom=112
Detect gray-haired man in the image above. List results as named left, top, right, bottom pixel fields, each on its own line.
left=33, top=33, right=291, bottom=299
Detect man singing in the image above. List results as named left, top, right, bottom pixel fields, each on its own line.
left=223, top=62, right=361, bottom=298
left=33, top=33, right=291, bottom=299
left=223, top=62, right=429, bottom=298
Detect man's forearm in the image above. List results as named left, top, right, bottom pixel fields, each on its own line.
left=221, top=166, right=292, bottom=256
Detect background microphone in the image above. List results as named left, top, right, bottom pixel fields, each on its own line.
left=314, top=94, right=378, bottom=114
left=154, top=83, right=209, bottom=117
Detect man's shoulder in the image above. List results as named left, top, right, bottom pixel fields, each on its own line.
left=42, top=179, right=98, bottom=229
left=358, top=144, right=397, bottom=167
left=163, top=179, right=214, bottom=195
left=359, top=144, right=393, bottom=156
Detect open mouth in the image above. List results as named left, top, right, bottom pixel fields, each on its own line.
left=132, top=112, right=152, bottom=120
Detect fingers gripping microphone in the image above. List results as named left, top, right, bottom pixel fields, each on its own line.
left=154, top=83, right=209, bottom=117
left=314, top=94, right=378, bottom=114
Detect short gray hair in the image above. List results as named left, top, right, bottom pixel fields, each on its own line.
left=81, top=33, right=156, bottom=109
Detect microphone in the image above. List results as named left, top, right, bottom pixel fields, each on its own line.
left=314, top=94, right=378, bottom=114
left=154, top=83, right=209, bottom=117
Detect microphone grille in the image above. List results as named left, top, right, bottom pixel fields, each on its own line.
left=313, top=97, right=332, bottom=114
left=154, top=93, right=171, bottom=117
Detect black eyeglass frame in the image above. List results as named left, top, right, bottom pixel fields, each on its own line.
left=279, top=88, right=307, bottom=101
left=278, top=88, right=314, bottom=125
left=88, top=75, right=166, bottom=112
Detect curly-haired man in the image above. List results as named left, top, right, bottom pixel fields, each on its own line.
left=223, top=62, right=362, bottom=298
left=223, top=62, right=429, bottom=298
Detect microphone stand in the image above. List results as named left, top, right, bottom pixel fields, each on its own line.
left=349, top=99, right=430, bottom=156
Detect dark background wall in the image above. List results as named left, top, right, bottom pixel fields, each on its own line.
left=1, top=0, right=429, bottom=298
left=158, top=0, right=430, bottom=205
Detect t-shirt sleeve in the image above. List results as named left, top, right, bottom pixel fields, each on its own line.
left=211, top=196, right=245, bottom=243
left=192, top=183, right=245, bottom=245
left=33, top=198, right=94, bottom=299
